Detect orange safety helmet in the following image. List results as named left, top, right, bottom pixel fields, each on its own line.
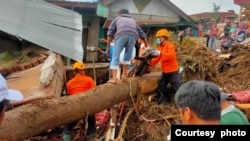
left=73, top=61, right=86, bottom=70
left=156, top=29, right=170, bottom=37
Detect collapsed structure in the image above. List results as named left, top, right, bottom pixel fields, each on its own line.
left=0, top=0, right=249, bottom=141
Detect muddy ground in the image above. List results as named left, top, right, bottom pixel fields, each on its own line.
left=1, top=36, right=250, bottom=141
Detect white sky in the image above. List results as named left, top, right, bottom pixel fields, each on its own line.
left=171, top=0, right=241, bottom=15
left=65, top=0, right=241, bottom=15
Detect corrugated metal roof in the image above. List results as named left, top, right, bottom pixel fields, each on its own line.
left=0, top=0, right=83, bottom=62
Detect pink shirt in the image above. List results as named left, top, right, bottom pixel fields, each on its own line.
left=210, top=26, right=219, bottom=38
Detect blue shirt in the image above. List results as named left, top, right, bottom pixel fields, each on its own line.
left=107, top=43, right=114, bottom=65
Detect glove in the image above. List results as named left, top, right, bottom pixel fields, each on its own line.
left=146, top=48, right=161, bottom=57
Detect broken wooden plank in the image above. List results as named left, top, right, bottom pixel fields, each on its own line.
left=218, top=53, right=232, bottom=59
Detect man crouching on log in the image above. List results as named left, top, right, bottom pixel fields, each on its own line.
left=63, top=62, right=97, bottom=141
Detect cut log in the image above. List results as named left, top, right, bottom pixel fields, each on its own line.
left=0, top=72, right=161, bottom=140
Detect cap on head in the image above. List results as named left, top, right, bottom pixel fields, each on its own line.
left=119, top=9, right=129, bottom=14
left=0, top=74, right=23, bottom=102
left=156, top=29, right=170, bottom=38
left=73, top=61, right=86, bottom=70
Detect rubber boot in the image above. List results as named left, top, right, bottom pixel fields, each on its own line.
left=62, top=133, right=71, bottom=141
left=156, top=89, right=166, bottom=105
left=88, top=133, right=97, bottom=140
left=165, top=90, right=171, bottom=103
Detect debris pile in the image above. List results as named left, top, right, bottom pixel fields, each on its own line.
left=216, top=42, right=250, bottom=92
left=114, top=37, right=250, bottom=141
left=13, top=37, right=250, bottom=141
left=177, top=39, right=219, bottom=83
left=176, top=37, right=250, bottom=92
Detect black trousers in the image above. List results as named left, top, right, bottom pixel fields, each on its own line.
left=206, top=35, right=210, bottom=48
left=135, top=41, right=140, bottom=57
left=158, top=71, right=182, bottom=97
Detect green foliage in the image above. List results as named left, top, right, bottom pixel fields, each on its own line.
left=213, top=3, right=220, bottom=13
left=0, top=52, right=16, bottom=62
left=211, top=3, right=221, bottom=22
left=192, top=17, right=200, bottom=23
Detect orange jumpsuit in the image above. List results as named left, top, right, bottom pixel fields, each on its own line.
left=67, top=73, right=96, bottom=95
left=150, top=40, right=179, bottom=73
left=64, top=73, right=96, bottom=138
left=150, top=40, right=181, bottom=104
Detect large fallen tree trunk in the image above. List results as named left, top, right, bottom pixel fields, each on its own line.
left=0, top=72, right=161, bottom=140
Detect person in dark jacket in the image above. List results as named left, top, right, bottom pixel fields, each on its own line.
left=224, top=21, right=231, bottom=38
left=105, top=8, right=148, bottom=83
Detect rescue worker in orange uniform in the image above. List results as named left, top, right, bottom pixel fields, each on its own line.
left=63, top=61, right=96, bottom=141
left=150, top=29, right=182, bottom=104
